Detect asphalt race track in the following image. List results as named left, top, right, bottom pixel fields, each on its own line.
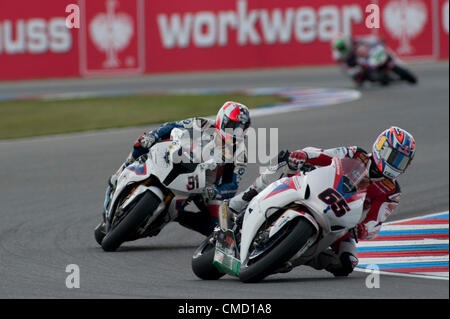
left=0, top=62, right=448, bottom=299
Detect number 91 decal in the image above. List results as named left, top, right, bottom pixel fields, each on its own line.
left=186, top=175, right=200, bottom=190
left=318, top=188, right=350, bottom=217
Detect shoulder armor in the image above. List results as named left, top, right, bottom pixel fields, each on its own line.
left=179, top=118, right=194, bottom=129
left=194, top=117, right=215, bottom=129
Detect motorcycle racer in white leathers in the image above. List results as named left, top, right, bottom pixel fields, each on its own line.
left=102, top=102, right=251, bottom=236
left=228, top=127, right=416, bottom=276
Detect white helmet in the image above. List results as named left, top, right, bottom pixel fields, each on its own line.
left=215, top=101, right=251, bottom=145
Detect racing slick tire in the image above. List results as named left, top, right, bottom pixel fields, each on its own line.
left=238, top=218, right=316, bottom=283
left=392, top=65, right=417, bottom=84
left=101, top=191, right=161, bottom=252
left=192, top=234, right=225, bottom=280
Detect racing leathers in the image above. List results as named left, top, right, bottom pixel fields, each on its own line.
left=111, top=117, right=247, bottom=236
left=229, top=145, right=402, bottom=276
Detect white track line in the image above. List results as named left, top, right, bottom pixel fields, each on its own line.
left=387, top=211, right=448, bottom=223
left=380, top=224, right=448, bottom=231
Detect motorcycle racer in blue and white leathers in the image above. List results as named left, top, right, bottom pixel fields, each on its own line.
left=101, top=101, right=251, bottom=237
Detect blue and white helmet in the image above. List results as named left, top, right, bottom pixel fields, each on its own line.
left=372, top=126, right=416, bottom=179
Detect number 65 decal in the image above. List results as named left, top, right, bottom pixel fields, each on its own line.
left=318, top=188, right=350, bottom=217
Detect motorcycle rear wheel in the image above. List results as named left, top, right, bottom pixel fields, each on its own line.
left=191, top=234, right=225, bottom=280
left=238, top=218, right=316, bottom=283
left=101, top=191, right=161, bottom=252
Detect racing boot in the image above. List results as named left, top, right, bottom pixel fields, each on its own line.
left=326, top=236, right=359, bottom=277
left=306, top=237, right=358, bottom=277
left=325, top=252, right=359, bottom=277
left=228, top=187, right=259, bottom=226
left=305, top=248, right=342, bottom=272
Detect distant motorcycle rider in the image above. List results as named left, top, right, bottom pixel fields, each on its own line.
left=102, top=101, right=251, bottom=237
left=228, top=126, right=416, bottom=276
left=331, top=33, right=383, bottom=85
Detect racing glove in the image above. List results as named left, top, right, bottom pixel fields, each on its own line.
left=135, top=133, right=156, bottom=149
left=288, top=150, right=308, bottom=171
left=356, top=223, right=369, bottom=239
left=242, top=188, right=258, bottom=202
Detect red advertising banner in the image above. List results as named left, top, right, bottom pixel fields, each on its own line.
left=0, top=0, right=448, bottom=81
left=0, top=0, right=79, bottom=81
left=146, top=0, right=375, bottom=73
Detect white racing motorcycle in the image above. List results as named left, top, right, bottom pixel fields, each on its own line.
left=359, top=43, right=417, bottom=85
left=95, top=128, right=218, bottom=252
left=192, top=157, right=370, bottom=283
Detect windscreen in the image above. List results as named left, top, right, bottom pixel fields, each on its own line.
left=340, top=157, right=370, bottom=194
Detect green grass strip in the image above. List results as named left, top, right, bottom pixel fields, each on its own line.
left=0, top=94, right=286, bottom=140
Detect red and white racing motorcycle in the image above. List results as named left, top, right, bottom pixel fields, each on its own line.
left=358, top=42, right=417, bottom=86
left=192, top=157, right=370, bottom=283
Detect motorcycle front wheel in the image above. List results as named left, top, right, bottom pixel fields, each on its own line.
left=238, top=218, right=316, bottom=283
left=191, top=234, right=225, bottom=280
left=101, top=191, right=161, bottom=252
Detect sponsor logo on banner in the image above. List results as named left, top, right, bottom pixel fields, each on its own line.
left=0, top=18, right=72, bottom=55
left=382, top=0, right=428, bottom=55
left=79, top=0, right=145, bottom=76
left=156, top=0, right=368, bottom=49
left=147, top=0, right=378, bottom=72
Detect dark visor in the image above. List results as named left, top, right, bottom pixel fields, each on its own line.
left=221, top=115, right=250, bottom=131
left=383, top=147, right=412, bottom=171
